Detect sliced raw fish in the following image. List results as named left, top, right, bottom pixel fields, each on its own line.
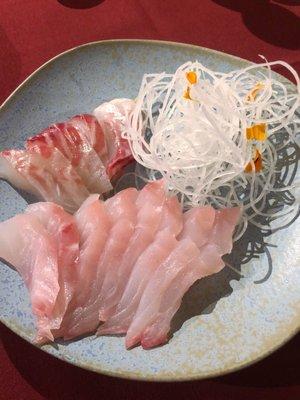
left=98, top=191, right=183, bottom=335
left=75, top=195, right=110, bottom=285
left=68, top=114, right=108, bottom=160
left=93, top=98, right=135, bottom=179
left=27, top=117, right=112, bottom=194
left=136, top=207, right=240, bottom=349
left=140, top=244, right=224, bottom=349
left=0, top=214, right=59, bottom=342
left=98, top=180, right=166, bottom=321
left=210, top=207, right=241, bottom=254
left=125, top=238, right=199, bottom=349
left=64, top=188, right=139, bottom=338
left=105, top=187, right=139, bottom=223
left=98, top=230, right=178, bottom=335
left=0, top=174, right=240, bottom=349
left=66, top=218, right=135, bottom=339
left=0, top=150, right=41, bottom=197
left=59, top=195, right=111, bottom=339
left=0, top=102, right=134, bottom=213
left=25, top=203, right=80, bottom=341
left=0, top=148, right=89, bottom=213
left=158, top=194, right=183, bottom=234
left=179, top=206, right=216, bottom=247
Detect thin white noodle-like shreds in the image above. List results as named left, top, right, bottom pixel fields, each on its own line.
left=124, top=60, right=300, bottom=239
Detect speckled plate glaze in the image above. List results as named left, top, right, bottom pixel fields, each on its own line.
left=0, top=40, right=299, bottom=381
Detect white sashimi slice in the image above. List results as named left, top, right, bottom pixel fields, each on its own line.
left=27, top=118, right=112, bottom=194
left=0, top=148, right=89, bottom=213
left=27, top=145, right=90, bottom=212
left=105, top=187, right=138, bottom=222
left=93, top=98, right=134, bottom=179
left=97, top=230, right=178, bottom=335
left=210, top=207, right=241, bottom=254
left=180, top=206, right=240, bottom=257
left=179, top=206, right=216, bottom=247
left=98, top=193, right=183, bottom=335
left=125, top=238, right=200, bottom=349
left=63, top=188, right=138, bottom=338
left=59, top=195, right=111, bottom=339
left=25, top=203, right=80, bottom=341
left=0, top=214, right=59, bottom=342
left=69, top=114, right=108, bottom=161
left=140, top=244, right=224, bottom=349
left=137, top=207, right=240, bottom=349
left=68, top=114, right=112, bottom=192
left=158, top=195, right=183, bottom=235
left=73, top=195, right=110, bottom=296
left=0, top=150, right=41, bottom=197
left=66, top=218, right=135, bottom=338
left=98, top=180, right=166, bottom=321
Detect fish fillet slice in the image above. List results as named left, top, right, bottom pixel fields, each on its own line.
left=137, top=207, right=240, bottom=349
left=179, top=206, right=216, bottom=247
left=27, top=118, right=112, bottom=194
left=58, top=195, right=111, bottom=339
left=0, top=148, right=89, bottom=213
left=140, top=244, right=224, bottom=349
left=98, top=180, right=166, bottom=322
left=69, top=114, right=108, bottom=160
left=64, top=188, right=139, bottom=338
left=105, top=187, right=139, bottom=223
left=66, top=218, right=135, bottom=339
left=25, top=203, right=80, bottom=341
left=98, top=192, right=183, bottom=335
left=0, top=150, right=41, bottom=197
left=97, top=230, right=178, bottom=335
left=0, top=214, right=59, bottom=342
left=210, top=207, right=241, bottom=254
left=125, top=238, right=200, bottom=349
left=93, top=98, right=135, bottom=179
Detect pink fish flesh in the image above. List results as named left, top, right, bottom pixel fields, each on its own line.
left=135, top=207, right=240, bottom=349
left=125, top=238, right=200, bottom=349
left=0, top=179, right=241, bottom=349
left=93, top=98, right=135, bottom=179
left=97, top=180, right=167, bottom=322
left=26, top=116, right=112, bottom=194
left=0, top=214, right=59, bottom=342
left=0, top=100, right=135, bottom=212
left=0, top=148, right=89, bottom=213
left=59, top=195, right=111, bottom=339
left=25, top=202, right=80, bottom=342
left=98, top=193, right=183, bottom=335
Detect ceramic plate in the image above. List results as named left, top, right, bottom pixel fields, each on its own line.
left=0, top=40, right=299, bottom=381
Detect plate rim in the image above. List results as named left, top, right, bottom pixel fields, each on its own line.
left=0, top=39, right=299, bottom=382
left=1, top=38, right=254, bottom=112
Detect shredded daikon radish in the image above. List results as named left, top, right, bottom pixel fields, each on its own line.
left=124, top=60, right=300, bottom=238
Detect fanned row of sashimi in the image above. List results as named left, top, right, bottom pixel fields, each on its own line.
left=0, top=99, right=134, bottom=212
left=0, top=180, right=240, bottom=349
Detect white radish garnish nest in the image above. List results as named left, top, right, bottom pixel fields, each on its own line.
left=124, top=59, right=300, bottom=239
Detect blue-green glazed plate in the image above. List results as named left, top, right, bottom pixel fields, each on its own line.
left=0, top=40, right=299, bottom=381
